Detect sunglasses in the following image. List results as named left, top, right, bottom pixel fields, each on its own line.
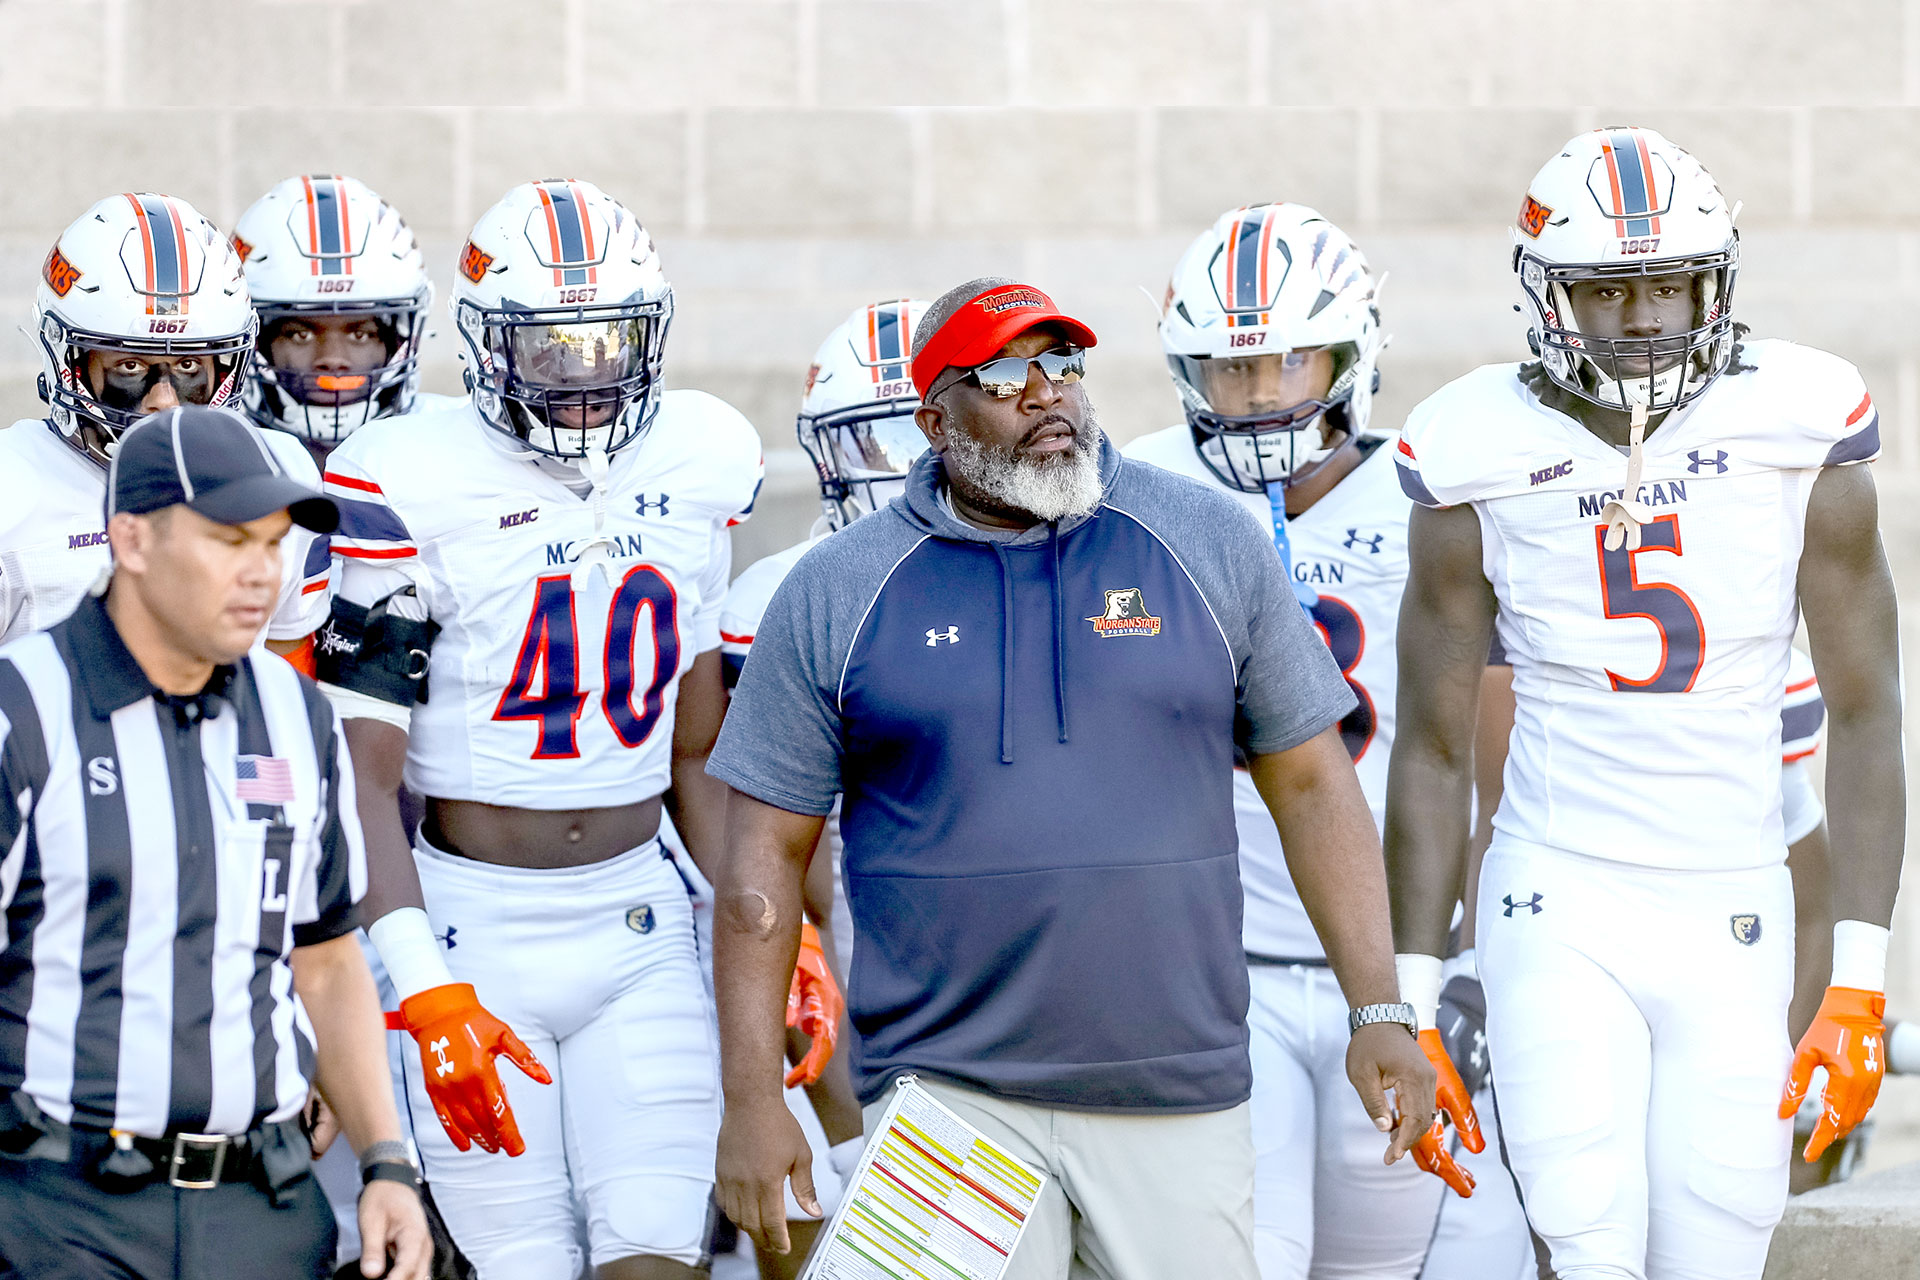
left=952, top=347, right=1087, bottom=399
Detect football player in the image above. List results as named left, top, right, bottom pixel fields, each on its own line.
left=1, top=193, right=328, bottom=657
left=1387, top=128, right=1902, bottom=1279
left=235, top=174, right=465, bottom=466
left=1125, top=204, right=1483, bottom=1280
left=233, top=173, right=480, bottom=1277
left=317, top=179, right=763, bottom=1279
left=716, top=298, right=929, bottom=1278
left=1421, top=650, right=1833, bottom=1279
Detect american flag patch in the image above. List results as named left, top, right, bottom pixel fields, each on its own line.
left=236, top=755, right=295, bottom=805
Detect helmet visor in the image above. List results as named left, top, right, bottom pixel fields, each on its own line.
left=1178, top=347, right=1339, bottom=427
left=823, top=410, right=925, bottom=480
left=507, top=317, right=649, bottom=390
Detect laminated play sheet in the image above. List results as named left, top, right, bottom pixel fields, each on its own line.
left=804, top=1076, right=1048, bottom=1280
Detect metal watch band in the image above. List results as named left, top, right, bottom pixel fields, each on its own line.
left=1348, top=1001, right=1419, bottom=1037
left=357, top=1139, right=415, bottom=1176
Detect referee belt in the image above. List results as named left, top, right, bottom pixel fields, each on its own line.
left=1, top=1090, right=308, bottom=1193
left=97, top=1127, right=285, bottom=1190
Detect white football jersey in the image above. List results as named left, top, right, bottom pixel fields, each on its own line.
left=1783, top=646, right=1823, bottom=763
left=1126, top=427, right=1411, bottom=958
left=720, top=531, right=853, bottom=973
left=0, top=417, right=330, bottom=645
left=1398, top=341, right=1877, bottom=872
left=324, top=393, right=764, bottom=810
left=718, top=534, right=822, bottom=690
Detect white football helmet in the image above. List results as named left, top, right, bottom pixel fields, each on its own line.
left=1513, top=127, right=1739, bottom=413
left=34, top=192, right=255, bottom=463
left=796, top=299, right=932, bottom=529
left=1160, top=203, right=1384, bottom=492
left=233, top=175, right=433, bottom=445
left=452, top=179, right=670, bottom=460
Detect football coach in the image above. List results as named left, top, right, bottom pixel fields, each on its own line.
left=0, top=407, right=429, bottom=1279
left=708, top=279, right=1432, bottom=1276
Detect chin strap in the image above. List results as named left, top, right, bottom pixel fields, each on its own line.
left=570, top=445, right=617, bottom=592
left=1598, top=402, right=1653, bottom=552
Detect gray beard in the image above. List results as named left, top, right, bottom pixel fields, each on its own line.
left=943, top=412, right=1105, bottom=523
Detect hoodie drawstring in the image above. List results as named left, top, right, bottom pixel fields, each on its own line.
left=993, top=543, right=1016, bottom=764
left=1049, top=525, right=1068, bottom=744
left=991, top=531, right=1072, bottom=764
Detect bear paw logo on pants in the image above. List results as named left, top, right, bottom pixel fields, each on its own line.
left=1087, top=588, right=1162, bottom=638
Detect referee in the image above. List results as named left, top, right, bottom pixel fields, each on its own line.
left=0, top=407, right=430, bottom=1279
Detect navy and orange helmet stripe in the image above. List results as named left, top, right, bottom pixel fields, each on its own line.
left=123, top=193, right=192, bottom=316
left=299, top=174, right=355, bottom=276
left=1598, top=129, right=1664, bottom=239
left=865, top=299, right=912, bottom=385
left=536, top=180, right=599, bottom=287
left=1222, top=205, right=1282, bottom=327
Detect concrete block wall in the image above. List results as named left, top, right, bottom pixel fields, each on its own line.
left=7, top=0, right=1920, bottom=1176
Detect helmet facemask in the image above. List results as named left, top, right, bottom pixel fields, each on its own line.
left=458, top=294, right=670, bottom=460
left=248, top=294, right=429, bottom=445
left=1170, top=342, right=1362, bottom=492
left=797, top=398, right=923, bottom=530
left=1521, top=245, right=1738, bottom=415
left=39, top=312, right=255, bottom=464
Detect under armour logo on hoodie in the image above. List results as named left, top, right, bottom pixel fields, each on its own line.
left=926, top=626, right=960, bottom=646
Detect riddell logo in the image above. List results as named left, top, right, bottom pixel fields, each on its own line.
left=43, top=245, right=81, bottom=297
left=1529, top=460, right=1574, bottom=486
left=1087, top=588, right=1162, bottom=638
left=459, top=241, right=495, bottom=284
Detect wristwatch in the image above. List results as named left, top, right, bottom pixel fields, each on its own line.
left=358, top=1139, right=420, bottom=1191
left=1348, top=1002, right=1419, bottom=1037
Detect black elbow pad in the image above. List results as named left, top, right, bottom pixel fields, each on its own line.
left=314, top=588, right=439, bottom=707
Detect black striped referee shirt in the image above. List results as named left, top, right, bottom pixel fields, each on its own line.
left=0, top=593, right=365, bottom=1138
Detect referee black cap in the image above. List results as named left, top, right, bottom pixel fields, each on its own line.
left=107, top=406, right=339, bottom=533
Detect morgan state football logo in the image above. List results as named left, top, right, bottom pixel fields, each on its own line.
left=1087, top=588, right=1162, bottom=638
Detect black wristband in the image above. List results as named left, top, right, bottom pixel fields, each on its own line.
left=360, top=1160, right=421, bottom=1192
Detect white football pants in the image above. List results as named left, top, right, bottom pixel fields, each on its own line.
left=405, top=834, right=722, bottom=1277
left=1249, top=964, right=1445, bottom=1279
left=1476, top=836, right=1794, bottom=1280
left=1418, top=1083, right=1540, bottom=1280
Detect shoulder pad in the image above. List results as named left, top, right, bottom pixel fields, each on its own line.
left=1395, top=365, right=1538, bottom=507
left=1728, top=341, right=1879, bottom=469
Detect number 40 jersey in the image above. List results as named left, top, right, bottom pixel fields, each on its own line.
left=1397, top=339, right=1878, bottom=872
left=323, top=393, right=763, bottom=810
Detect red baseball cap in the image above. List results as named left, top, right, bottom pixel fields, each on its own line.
left=910, top=282, right=1099, bottom=398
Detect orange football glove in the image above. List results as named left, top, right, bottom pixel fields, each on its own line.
left=1412, top=1116, right=1476, bottom=1197
left=1411, top=1028, right=1483, bottom=1197
left=784, top=923, right=843, bottom=1088
left=1780, top=985, right=1886, bottom=1162
left=398, top=982, right=552, bottom=1157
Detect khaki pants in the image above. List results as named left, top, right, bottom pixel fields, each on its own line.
left=862, top=1078, right=1257, bottom=1280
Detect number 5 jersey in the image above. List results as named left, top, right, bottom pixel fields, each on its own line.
left=322, top=393, right=763, bottom=809
left=1396, top=340, right=1878, bottom=872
